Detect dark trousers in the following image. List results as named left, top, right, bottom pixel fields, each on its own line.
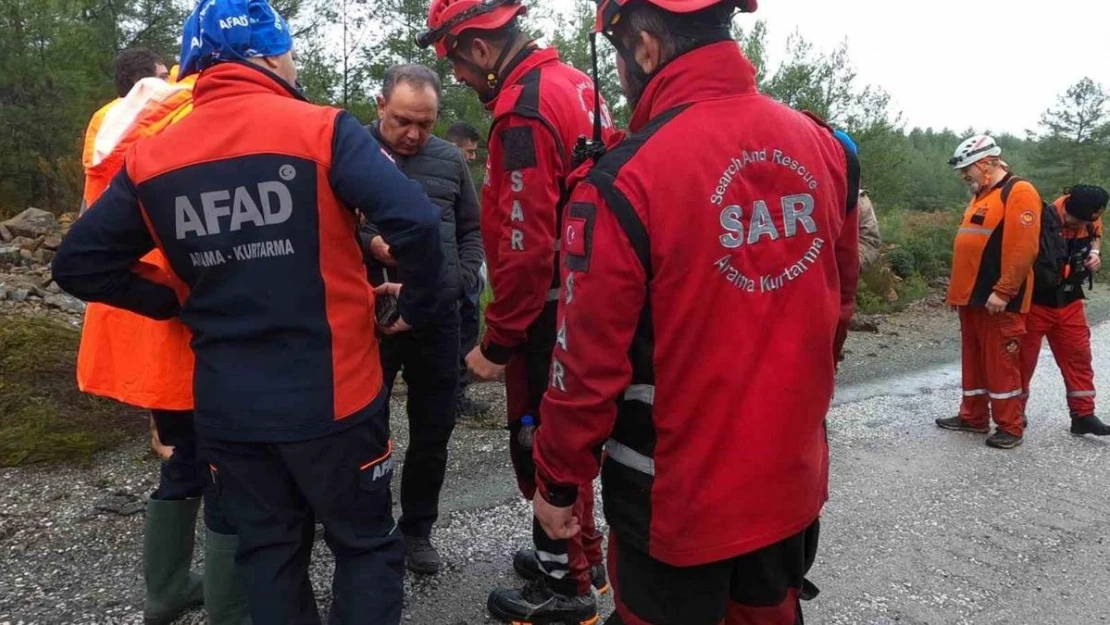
left=605, top=520, right=821, bottom=625
left=150, top=410, right=231, bottom=534
left=200, top=413, right=403, bottom=625
left=380, top=311, right=460, bottom=538
left=458, top=294, right=481, bottom=396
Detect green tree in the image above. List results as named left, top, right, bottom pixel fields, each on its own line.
left=1030, top=77, right=1110, bottom=192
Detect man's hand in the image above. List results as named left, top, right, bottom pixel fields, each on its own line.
left=369, top=236, right=396, bottom=267
left=466, top=345, right=505, bottom=381
left=986, top=292, right=1009, bottom=314
left=1086, top=251, right=1102, bottom=273
left=150, top=417, right=174, bottom=461
left=534, top=491, right=580, bottom=540
left=373, top=283, right=411, bottom=334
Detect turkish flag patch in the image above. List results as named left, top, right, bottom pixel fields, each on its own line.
left=565, top=218, right=588, bottom=256
left=564, top=202, right=596, bottom=272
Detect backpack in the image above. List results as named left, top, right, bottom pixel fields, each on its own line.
left=1002, top=177, right=1067, bottom=290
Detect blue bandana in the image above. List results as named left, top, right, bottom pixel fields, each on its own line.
left=833, top=129, right=858, bottom=156
left=179, top=0, right=293, bottom=78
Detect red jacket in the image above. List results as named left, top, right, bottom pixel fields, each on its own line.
left=479, top=47, right=614, bottom=363
left=534, top=42, right=860, bottom=567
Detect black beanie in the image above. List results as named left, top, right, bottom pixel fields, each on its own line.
left=1064, top=185, right=1110, bottom=221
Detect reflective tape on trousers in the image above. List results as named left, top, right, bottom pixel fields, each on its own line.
left=624, top=384, right=655, bottom=405
left=605, top=439, right=655, bottom=476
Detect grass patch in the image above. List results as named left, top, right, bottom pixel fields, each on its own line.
left=0, top=315, right=145, bottom=467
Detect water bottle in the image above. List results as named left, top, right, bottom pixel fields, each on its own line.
left=518, top=415, right=536, bottom=449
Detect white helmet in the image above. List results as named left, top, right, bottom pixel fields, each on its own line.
left=948, top=135, right=1002, bottom=170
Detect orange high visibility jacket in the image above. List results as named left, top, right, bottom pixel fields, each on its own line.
left=77, top=75, right=197, bottom=410
left=947, top=174, right=1042, bottom=313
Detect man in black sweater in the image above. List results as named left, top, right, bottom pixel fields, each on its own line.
left=360, top=64, right=484, bottom=574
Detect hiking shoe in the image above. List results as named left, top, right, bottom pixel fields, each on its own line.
left=935, top=416, right=989, bottom=434
left=985, top=430, right=1023, bottom=449
left=513, top=549, right=610, bottom=595
left=487, top=578, right=598, bottom=625
left=457, top=393, right=490, bottom=418
left=405, top=537, right=442, bottom=575
left=1071, top=415, right=1110, bottom=437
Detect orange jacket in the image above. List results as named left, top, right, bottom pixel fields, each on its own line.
left=77, top=76, right=196, bottom=410
left=947, top=174, right=1042, bottom=313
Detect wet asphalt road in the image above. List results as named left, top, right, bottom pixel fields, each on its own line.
left=3, top=318, right=1110, bottom=624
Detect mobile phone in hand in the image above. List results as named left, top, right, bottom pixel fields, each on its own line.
left=376, top=293, right=400, bottom=327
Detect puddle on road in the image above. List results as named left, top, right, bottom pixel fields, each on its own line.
left=833, top=361, right=962, bottom=407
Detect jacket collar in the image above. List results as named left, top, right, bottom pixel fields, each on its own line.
left=193, top=61, right=305, bottom=107
left=485, top=47, right=561, bottom=112
left=629, top=41, right=758, bottom=132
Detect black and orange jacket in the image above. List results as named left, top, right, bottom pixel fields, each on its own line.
left=53, top=62, right=444, bottom=443
left=1032, top=196, right=1103, bottom=308
left=947, top=174, right=1042, bottom=313
left=533, top=41, right=860, bottom=567
left=478, top=47, right=615, bottom=364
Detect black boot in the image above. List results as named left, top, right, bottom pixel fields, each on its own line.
left=514, top=549, right=609, bottom=594
left=1071, top=414, right=1110, bottom=436
left=985, top=429, right=1023, bottom=449
left=487, top=577, right=598, bottom=625
left=935, top=416, right=989, bottom=434
left=406, top=536, right=443, bottom=575
left=457, top=392, right=490, bottom=418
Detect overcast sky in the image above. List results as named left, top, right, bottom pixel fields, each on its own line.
left=549, top=0, right=1108, bottom=136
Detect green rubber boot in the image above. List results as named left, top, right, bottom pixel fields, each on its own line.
left=143, top=498, right=204, bottom=625
left=204, top=527, right=252, bottom=625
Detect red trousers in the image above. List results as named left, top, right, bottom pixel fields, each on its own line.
left=506, top=348, right=604, bottom=595
left=1020, top=301, right=1097, bottom=417
left=958, top=307, right=1026, bottom=436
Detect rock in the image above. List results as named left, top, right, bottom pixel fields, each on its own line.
left=44, top=294, right=85, bottom=314
left=42, top=236, right=63, bottom=251
left=11, top=288, right=29, bottom=302
left=848, top=317, right=881, bottom=333
left=0, top=224, right=11, bottom=241
left=31, top=249, right=45, bottom=264
left=0, top=285, right=8, bottom=300
left=19, top=249, right=33, bottom=262
left=885, top=287, right=900, bottom=304
left=47, top=283, right=62, bottom=294
left=1, top=208, right=58, bottom=239
left=94, top=492, right=145, bottom=517
left=929, top=276, right=950, bottom=289
left=0, top=245, right=20, bottom=265
left=18, top=236, right=44, bottom=252
left=39, top=249, right=54, bottom=264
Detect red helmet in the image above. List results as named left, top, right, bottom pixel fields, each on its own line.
left=418, top=0, right=528, bottom=58
left=594, top=0, right=757, bottom=33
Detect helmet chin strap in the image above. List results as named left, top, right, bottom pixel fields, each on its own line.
left=453, top=31, right=530, bottom=103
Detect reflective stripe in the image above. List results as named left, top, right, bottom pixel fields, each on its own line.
left=958, top=226, right=994, bottom=236
left=963, top=389, right=988, bottom=397
left=624, top=384, right=655, bottom=405
left=605, top=439, right=655, bottom=476
left=546, top=288, right=560, bottom=302
left=1068, top=390, right=1097, bottom=398
left=536, top=550, right=569, bottom=565
left=989, top=389, right=1023, bottom=400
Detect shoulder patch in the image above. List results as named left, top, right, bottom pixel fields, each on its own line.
left=564, top=202, right=596, bottom=273
left=1020, top=210, right=1036, bottom=227
left=501, top=126, right=538, bottom=171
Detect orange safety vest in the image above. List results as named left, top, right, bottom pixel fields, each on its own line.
left=77, top=74, right=197, bottom=410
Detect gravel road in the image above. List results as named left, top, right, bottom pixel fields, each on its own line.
left=3, top=293, right=1110, bottom=625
